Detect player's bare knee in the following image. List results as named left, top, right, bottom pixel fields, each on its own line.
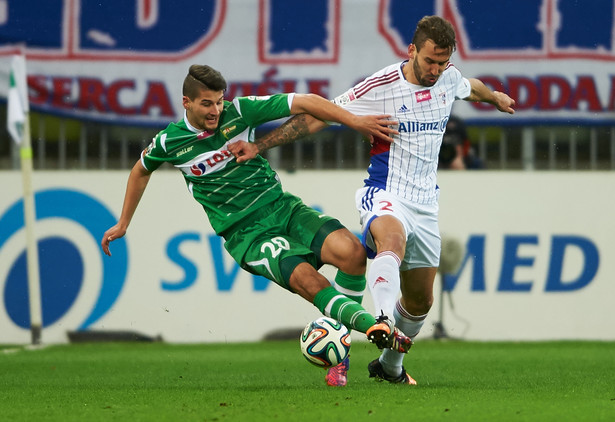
left=322, top=229, right=366, bottom=274
left=374, top=232, right=406, bottom=258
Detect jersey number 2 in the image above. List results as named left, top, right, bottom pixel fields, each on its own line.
left=379, top=200, right=394, bottom=212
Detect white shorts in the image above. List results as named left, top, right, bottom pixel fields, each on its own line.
left=355, top=186, right=440, bottom=271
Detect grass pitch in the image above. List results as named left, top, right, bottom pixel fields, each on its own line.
left=1, top=340, right=613, bottom=421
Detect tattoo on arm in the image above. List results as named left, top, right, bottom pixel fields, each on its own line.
left=256, top=114, right=311, bottom=154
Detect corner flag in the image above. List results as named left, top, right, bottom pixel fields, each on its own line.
left=6, top=53, right=42, bottom=345
left=7, top=54, right=29, bottom=145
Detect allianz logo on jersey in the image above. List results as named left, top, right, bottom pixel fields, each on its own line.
left=398, top=116, right=449, bottom=133
left=185, top=148, right=233, bottom=176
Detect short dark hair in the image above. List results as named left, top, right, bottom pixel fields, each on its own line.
left=412, top=16, right=457, bottom=53
left=182, top=65, right=227, bottom=99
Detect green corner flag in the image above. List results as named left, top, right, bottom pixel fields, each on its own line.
left=7, top=54, right=29, bottom=145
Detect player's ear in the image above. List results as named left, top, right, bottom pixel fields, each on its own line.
left=182, top=96, right=191, bottom=110
left=407, top=44, right=416, bottom=60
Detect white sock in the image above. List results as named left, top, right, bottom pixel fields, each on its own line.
left=394, top=300, right=427, bottom=340
left=380, top=300, right=428, bottom=377
left=367, top=251, right=401, bottom=320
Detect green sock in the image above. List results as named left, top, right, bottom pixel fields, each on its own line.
left=313, top=286, right=376, bottom=333
left=333, top=271, right=366, bottom=304
left=332, top=271, right=366, bottom=331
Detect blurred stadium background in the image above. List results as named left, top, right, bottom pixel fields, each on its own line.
left=1, top=109, right=614, bottom=171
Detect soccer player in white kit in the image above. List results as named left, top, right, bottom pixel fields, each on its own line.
left=230, top=15, right=515, bottom=386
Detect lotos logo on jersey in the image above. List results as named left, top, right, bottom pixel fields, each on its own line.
left=190, top=163, right=207, bottom=176
left=0, top=189, right=128, bottom=331
left=187, top=149, right=233, bottom=176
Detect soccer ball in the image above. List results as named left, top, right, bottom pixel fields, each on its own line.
left=299, top=316, right=351, bottom=367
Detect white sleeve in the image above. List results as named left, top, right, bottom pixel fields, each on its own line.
left=286, top=92, right=295, bottom=110
left=326, top=88, right=376, bottom=127
left=456, top=77, right=472, bottom=100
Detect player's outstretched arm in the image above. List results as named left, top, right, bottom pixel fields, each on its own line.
left=229, top=114, right=323, bottom=163
left=101, top=158, right=152, bottom=256
left=291, top=93, right=398, bottom=143
left=229, top=94, right=399, bottom=163
left=466, top=78, right=516, bottom=114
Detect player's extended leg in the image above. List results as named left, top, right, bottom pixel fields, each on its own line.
left=364, top=215, right=407, bottom=320
left=289, top=261, right=363, bottom=387
left=318, top=228, right=366, bottom=386
left=289, top=262, right=376, bottom=333
left=319, top=227, right=368, bottom=315
left=371, top=267, right=437, bottom=384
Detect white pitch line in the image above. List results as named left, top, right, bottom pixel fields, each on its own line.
left=1, top=344, right=51, bottom=355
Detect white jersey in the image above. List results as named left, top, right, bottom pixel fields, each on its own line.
left=333, top=61, right=471, bottom=205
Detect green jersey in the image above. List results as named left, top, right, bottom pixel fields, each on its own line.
left=142, top=94, right=293, bottom=235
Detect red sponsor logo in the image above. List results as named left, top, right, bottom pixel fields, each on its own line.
left=205, top=149, right=232, bottom=167
left=415, top=90, right=432, bottom=102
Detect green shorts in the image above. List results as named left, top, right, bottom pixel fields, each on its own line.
left=223, top=192, right=344, bottom=290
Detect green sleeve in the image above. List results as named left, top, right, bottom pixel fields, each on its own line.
left=141, top=133, right=168, bottom=171
left=233, top=93, right=292, bottom=127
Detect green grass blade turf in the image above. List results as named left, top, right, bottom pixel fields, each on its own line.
left=1, top=341, right=613, bottom=421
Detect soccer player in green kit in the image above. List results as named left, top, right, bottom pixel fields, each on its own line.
left=101, top=65, right=411, bottom=385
